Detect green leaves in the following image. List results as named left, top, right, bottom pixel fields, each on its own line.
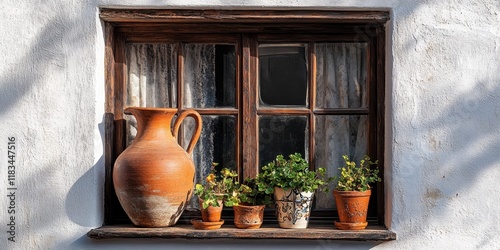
left=257, top=153, right=332, bottom=193
left=195, top=162, right=272, bottom=207
left=194, top=164, right=237, bottom=208
left=225, top=177, right=272, bottom=207
left=335, top=155, right=381, bottom=192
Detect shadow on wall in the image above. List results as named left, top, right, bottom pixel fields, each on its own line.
left=387, top=1, right=500, bottom=247
left=65, top=158, right=104, bottom=227
left=65, top=117, right=105, bottom=227
left=393, top=77, right=500, bottom=246
left=1, top=2, right=101, bottom=246
left=0, top=20, right=61, bottom=115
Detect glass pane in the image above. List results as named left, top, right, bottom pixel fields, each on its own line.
left=181, top=115, right=237, bottom=209
left=259, top=116, right=309, bottom=168
left=126, top=43, right=178, bottom=108
left=315, top=43, right=368, bottom=108
left=259, top=44, right=308, bottom=107
left=314, top=115, right=368, bottom=209
left=183, top=44, right=236, bottom=108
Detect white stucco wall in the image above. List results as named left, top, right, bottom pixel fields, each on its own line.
left=1, top=0, right=499, bottom=249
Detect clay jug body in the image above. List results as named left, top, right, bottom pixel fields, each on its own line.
left=113, top=107, right=202, bottom=227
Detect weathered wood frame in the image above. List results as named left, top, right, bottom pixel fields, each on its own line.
left=102, top=8, right=389, bottom=227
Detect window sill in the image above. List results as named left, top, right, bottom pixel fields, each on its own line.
left=87, top=224, right=396, bottom=241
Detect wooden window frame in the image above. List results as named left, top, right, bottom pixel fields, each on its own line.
left=101, top=8, right=389, bottom=228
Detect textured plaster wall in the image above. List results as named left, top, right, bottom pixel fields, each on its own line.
left=0, top=0, right=499, bottom=249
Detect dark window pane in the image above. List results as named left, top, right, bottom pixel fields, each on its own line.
left=259, top=45, right=308, bottom=107
left=182, top=115, right=237, bottom=209
left=183, top=44, right=236, bottom=108
left=259, top=116, right=309, bottom=168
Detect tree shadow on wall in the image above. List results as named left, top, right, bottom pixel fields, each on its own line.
left=392, top=78, right=500, bottom=247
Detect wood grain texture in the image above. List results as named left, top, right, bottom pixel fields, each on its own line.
left=88, top=224, right=396, bottom=241
left=100, top=9, right=390, bottom=23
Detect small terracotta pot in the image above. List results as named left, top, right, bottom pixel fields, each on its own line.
left=333, top=190, right=371, bottom=230
left=199, top=199, right=224, bottom=222
left=233, top=204, right=266, bottom=229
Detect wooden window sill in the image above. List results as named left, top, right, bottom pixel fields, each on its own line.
left=87, top=224, right=396, bottom=241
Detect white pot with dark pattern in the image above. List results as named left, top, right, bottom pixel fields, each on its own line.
left=274, top=187, right=314, bottom=229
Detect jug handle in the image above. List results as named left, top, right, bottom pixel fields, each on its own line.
left=172, top=109, right=202, bottom=155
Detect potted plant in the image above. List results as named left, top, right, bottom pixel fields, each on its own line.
left=225, top=177, right=272, bottom=229
left=192, top=163, right=236, bottom=229
left=257, top=153, right=331, bottom=229
left=332, top=155, right=381, bottom=230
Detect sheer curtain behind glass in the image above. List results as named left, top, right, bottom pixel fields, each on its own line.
left=315, top=43, right=368, bottom=208
left=182, top=44, right=237, bottom=209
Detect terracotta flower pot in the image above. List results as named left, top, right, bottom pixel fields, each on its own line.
left=200, top=198, right=224, bottom=222
left=113, top=107, right=202, bottom=227
left=233, top=204, right=266, bottom=229
left=274, top=187, right=314, bottom=229
left=333, top=190, right=372, bottom=230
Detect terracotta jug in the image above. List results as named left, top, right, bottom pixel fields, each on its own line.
left=113, top=107, right=202, bottom=227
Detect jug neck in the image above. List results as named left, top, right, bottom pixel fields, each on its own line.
left=126, top=107, right=178, bottom=140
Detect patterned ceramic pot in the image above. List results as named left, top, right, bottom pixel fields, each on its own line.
left=274, top=187, right=314, bottom=229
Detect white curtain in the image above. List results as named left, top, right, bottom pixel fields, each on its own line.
left=126, top=44, right=178, bottom=108
left=314, top=43, right=368, bottom=208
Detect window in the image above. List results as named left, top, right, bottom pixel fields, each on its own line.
left=101, top=9, right=389, bottom=228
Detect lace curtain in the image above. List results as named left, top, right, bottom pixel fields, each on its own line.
left=315, top=43, right=368, bottom=208
left=125, top=42, right=367, bottom=209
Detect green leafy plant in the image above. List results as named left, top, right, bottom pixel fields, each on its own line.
left=334, top=155, right=381, bottom=192
left=225, top=177, right=272, bottom=207
left=194, top=163, right=237, bottom=209
left=257, top=153, right=331, bottom=195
